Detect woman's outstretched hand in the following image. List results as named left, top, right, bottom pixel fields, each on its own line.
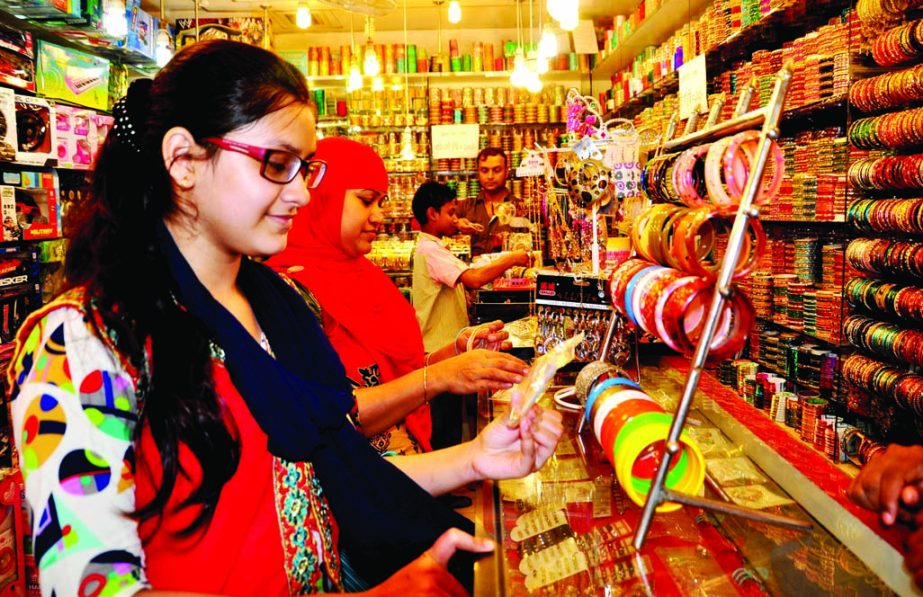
left=432, top=349, right=529, bottom=396
left=364, top=528, right=495, bottom=597
left=468, top=389, right=564, bottom=481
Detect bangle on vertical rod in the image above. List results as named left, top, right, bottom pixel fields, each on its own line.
left=633, top=62, right=812, bottom=551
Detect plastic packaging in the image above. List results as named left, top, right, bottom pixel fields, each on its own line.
left=507, top=332, right=584, bottom=427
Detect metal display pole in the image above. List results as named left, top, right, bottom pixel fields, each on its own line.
left=633, top=64, right=813, bottom=550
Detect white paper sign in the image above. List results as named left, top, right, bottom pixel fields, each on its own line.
left=572, top=20, right=598, bottom=54
left=516, top=151, right=546, bottom=177
left=678, top=54, right=707, bottom=120
left=431, top=124, right=480, bottom=159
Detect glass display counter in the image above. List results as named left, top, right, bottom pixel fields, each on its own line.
left=471, top=361, right=911, bottom=596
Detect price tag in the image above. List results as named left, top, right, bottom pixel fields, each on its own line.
left=516, top=151, right=547, bottom=177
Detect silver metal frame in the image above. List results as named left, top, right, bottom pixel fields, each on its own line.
left=633, top=63, right=813, bottom=550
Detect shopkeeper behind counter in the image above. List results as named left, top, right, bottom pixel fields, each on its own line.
left=457, top=147, right=519, bottom=256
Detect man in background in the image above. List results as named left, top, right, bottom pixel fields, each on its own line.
left=457, top=147, right=519, bottom=256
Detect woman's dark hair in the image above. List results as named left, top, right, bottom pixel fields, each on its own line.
left=412, top=181, right=457, bottom=225
left=65, top=39, right=311, bottom=536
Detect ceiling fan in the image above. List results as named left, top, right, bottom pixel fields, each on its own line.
left=316, top=0, right=396, bottom=17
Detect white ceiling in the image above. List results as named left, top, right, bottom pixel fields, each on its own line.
left=154, top=0, right=633, bottom=35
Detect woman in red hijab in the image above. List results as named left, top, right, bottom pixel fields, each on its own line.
left=269, top=137, right=527, bottom=454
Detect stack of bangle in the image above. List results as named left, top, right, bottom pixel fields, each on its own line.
left=641, top=133, right=783, bottom=207
left=845, top=276, right=923, bottom=321
left=582, top=370, right=705, bottom=511
left=608, top=259, right=754, bottom=360
left=850, top=63, right=923, bottom=113
left=844, top=314, right=923, bottom=367
left=840, top=425, right=886, bottom=467
left=629, top=204, right=766, bottom=280
left=847, top=154, right=923, bottom=190
left=842, top=353, right=923, bottom=417
left=857, top=0, right=914, bottom=31
left=848, top=107, right=923, bottom=150
left=642, top=151, right=682, bottom=203
left=848, top=198, right=923, bottom=233
left=872, top=19, right=923, bottom=67
left=846, top=238, right=923, bottom=278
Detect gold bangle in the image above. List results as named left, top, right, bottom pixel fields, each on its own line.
left=350, top=388, right=363, bottom=429
left=423, top=362, right=429, bottom=404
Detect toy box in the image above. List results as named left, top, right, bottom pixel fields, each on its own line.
left=114, top=0, right=156, bottom=60
left=54, top=104, right=96, bottom=170
left=0, top=22, right=34, bottom=92
left=0, top=169, right=60, bottom=241
left=36, top=41, right=110, bottom=111
left=0, top=89, right=16, bottom=163
left=14, top=96, right=56, bottom=167
left=174, top=17, right=265, bottom=48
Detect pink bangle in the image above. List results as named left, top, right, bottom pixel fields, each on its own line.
left=672, top=144, right=711, bottom=207
left=704, top=137, right=735, bottom=207
left=722, top=131, right=784, bottom=205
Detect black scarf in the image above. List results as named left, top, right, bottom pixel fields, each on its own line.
left=158, top=225, right=475, bottom=587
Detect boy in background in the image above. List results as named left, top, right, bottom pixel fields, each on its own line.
left=412, top=181, right=528, bottom=447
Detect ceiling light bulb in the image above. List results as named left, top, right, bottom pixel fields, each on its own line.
left=559, top=9, right=578, bottom=31
left=348, top=57, right=363, bottom=91
left=372, top=75, right=384, bottom=91
left=447, top=0, right=461, bottom=24
left=363, top=43, right=380, bottom=76
left=296, top=3, right=312, bottom=29
left=547, top=0, right=565, bottom=22
left=348, top=68, right=363, bottom=92
left=537, top=56, right=550, bottom=74
left=513, top=47, right=526, bottom=71
left=526, top=72, right=543, bottom=93
left=539, top=29, right=558, bottom=58
left=511, top=49, right=529, bottom=87
left=400, top=126, right=417, bottom=160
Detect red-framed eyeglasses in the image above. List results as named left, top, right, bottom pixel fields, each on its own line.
left=202, top=137, right=326, bottom=188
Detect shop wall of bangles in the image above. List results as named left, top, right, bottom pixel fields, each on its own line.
left=469, top=0, right=923, bottom=593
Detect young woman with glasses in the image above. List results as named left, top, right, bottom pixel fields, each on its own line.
left=7, top=40, right=561, bottom=596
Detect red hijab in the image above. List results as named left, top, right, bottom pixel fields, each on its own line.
left=268, top=137, right=431, bottom=451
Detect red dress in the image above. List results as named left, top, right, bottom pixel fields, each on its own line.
left=136, top=360, right=343, bottom=595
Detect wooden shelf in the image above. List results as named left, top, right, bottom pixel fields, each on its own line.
left=306, top=69, right=583, bottom=87
left=433, top=169, right=476, bottom=176
left=0, top=7, right=156, bottom=69
left=758, top=361, right=821, bottom=390
left=762, top=216, right=846, bottom=224
left=601, top=0, right=851, bottom=119
left=756, top=316, right=847, bottom=349
left=592, top=0, right=712, bottom=81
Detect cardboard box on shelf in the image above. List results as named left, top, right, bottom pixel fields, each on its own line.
left=13, top=96, right=56, bottom=167
left=54, top=104, right=96, bottom=170
left=0, top=169, right=60, bottom=241
left=36, top=41, right=110, bottom=111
